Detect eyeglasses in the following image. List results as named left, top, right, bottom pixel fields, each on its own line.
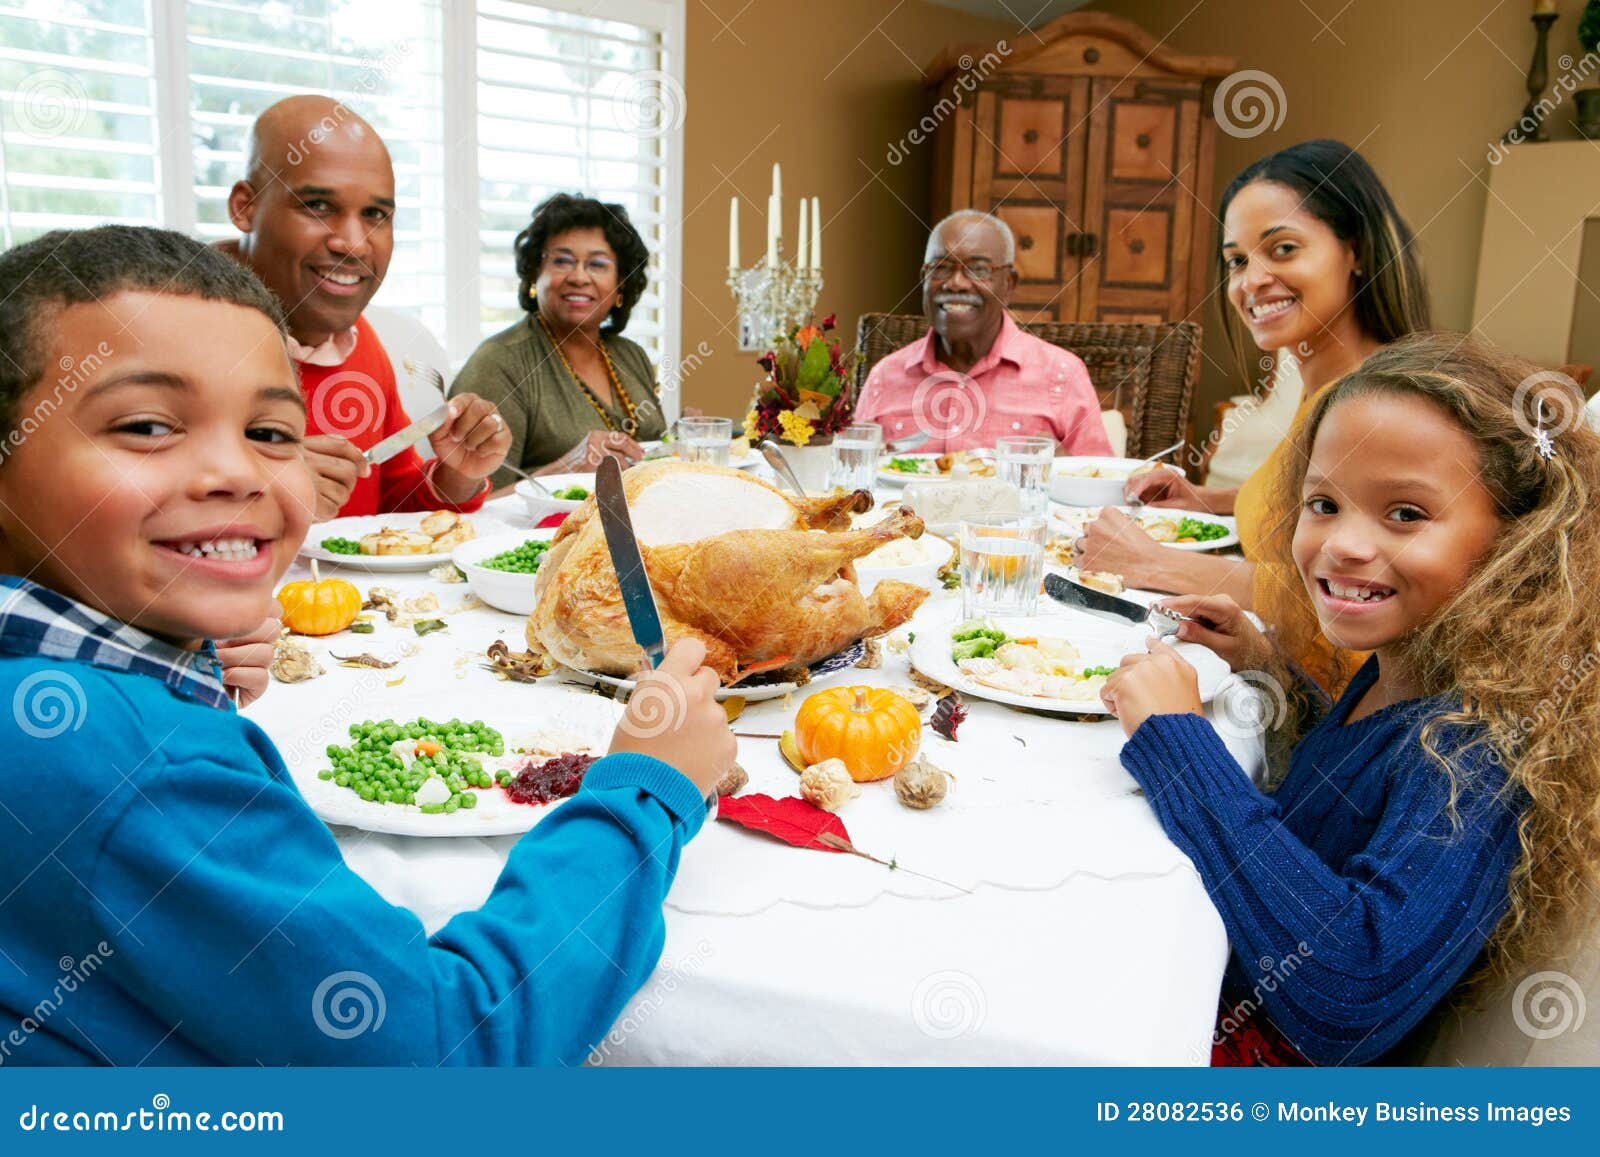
left=545, top=254, right=617, bottom=277
left=921, top=258, right=1012, bottom=284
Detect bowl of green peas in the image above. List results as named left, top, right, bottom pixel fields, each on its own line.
left=451, top=529, right=557, bottom=616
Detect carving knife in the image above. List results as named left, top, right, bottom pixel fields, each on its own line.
left=595, top=456, right=666, bottom=669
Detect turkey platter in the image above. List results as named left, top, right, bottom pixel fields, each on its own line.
left=528, top=460, right=929, bottom=684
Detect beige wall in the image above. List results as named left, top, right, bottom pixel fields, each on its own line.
left=1085, top=0, right=1590, bottom=437
left=678, top=0, right=1013, bottom=418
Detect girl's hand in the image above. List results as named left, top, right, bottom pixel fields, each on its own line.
left=1156, top=594, right=1274, bottom=673
left=1100, top=636, right=1202, bottom=738
left=608, top=637, right=736, bottom=799
left=216, top=601, right=282, bottom=709
left=1073, top=507, right=1165, bottom=588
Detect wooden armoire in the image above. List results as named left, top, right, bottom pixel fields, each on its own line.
left=927, top=13, right=1236, bottom=327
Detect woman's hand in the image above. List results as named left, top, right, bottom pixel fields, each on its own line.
left=216, top=601, right=282, bottom=709
left=1124, top=469, right=1235, bottom=514
left=1155, top=594, right=1274, bottom=673
left=542, top=429, right=644, bottom=474
left=1073, top=507, right=1167, bottom=588
left=608, top=637, right=737, bottom=799
left=1100, top=636, right=1202, bottom=738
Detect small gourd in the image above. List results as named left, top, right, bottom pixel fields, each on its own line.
left=794, top=685, right=921, bottom=783
left=277, top=561, right=362, bottom=636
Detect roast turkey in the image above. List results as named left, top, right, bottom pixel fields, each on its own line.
left=527, top=460, right=930, bottom=684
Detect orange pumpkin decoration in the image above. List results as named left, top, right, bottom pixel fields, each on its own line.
left=795, top=685, right=922, bottom=783
left=277, top=562, right=361, bottom=636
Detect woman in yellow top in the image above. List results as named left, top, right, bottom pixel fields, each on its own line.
left=1076, top=140, right=1430, bottom=682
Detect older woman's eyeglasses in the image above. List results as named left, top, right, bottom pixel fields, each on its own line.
left=545, top=253, right=617, bottom=277
left=921, top=257, right=1011, bottom=283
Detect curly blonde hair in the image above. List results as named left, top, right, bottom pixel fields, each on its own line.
left=1262, top=332, right=1600, bottom=989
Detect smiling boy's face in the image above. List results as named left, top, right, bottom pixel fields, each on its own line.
left=0, top=291, right=315, bottom=647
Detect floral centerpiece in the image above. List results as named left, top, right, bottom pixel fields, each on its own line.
left=742, top=313, right=857, bottom=448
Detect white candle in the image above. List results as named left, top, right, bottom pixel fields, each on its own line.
left=797, top=197, right=809, bottom=272
left=1533, top=0, right=1558, bottom=15
left=772, top=162, right=782, bottom=203
left=766, top=194, right=778, bottom=269
left=810, top=196, right=821, bottom=270
left=728, top=197, right=739, bottom=270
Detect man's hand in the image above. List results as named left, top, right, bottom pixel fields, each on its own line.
left=1099, top=636, right=1202, bottom=739
left=430, top=394, right=513, bottom=502
left=302, top=435, right=370, bottom=521
left=216, top=601, right=283, bottom=709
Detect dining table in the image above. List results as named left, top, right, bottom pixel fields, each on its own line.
left=244, top=479, right=1265, bottom=1065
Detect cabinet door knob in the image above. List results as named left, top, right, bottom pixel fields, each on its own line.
left=1136, top=132, right=1152, bottom=149
left=1022, top=128, right=1038, bottom=144
left=1018, top=234, right=1035, bottom=251
left=1130, top=239, right=1146, bottom=255
left=1083, top=46, right=1101, bottom=64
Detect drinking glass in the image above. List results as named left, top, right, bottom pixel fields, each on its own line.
left=677, top=417, right=733, bottom=466
left=827, top=423, right=884, bottom=492
left=996, top=436, right=1056, bottom=513
left=959, top=514, right=1047, bottom=620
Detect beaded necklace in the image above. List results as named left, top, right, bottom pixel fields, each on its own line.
left=535, top=308, right=640, bottom=433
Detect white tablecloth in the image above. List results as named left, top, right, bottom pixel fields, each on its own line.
left=245, top=492, right=1264, bottom=1065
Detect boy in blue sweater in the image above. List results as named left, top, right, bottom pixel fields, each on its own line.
left=0, top=225, right=736, bottom=1065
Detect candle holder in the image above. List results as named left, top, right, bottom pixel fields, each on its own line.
left=1506, top=11, right=1560, bottom=144
left=726, top=244, right=824, bottom=351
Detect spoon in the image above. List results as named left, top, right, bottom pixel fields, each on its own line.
left=758, top=439, right=808, bottom=498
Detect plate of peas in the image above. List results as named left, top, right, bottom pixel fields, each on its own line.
left=289, top=685, right=623, bottom=836
left=450, top=529, right=558, bottom=616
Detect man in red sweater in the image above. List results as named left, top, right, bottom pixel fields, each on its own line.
left=222, top=95, right=510, bottom=520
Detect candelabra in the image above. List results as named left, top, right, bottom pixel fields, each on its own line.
left=1505, top=11, right=1559, bottom=144
left=726, top=245, right=824, bottom=351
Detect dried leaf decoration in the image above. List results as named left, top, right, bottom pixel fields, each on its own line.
left=483, top=639, right=553, bottom=682
left=930, top=693, right=968, bottom=741
left=330, top=652, right=396, bottom=669
left=715, top=793, right=851, bottom=853
left=721, top=695, right=747, bottom=723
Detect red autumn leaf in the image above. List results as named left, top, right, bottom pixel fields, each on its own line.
left=536, top=513, right=569, bottom=529
left=930, top=694, right=968, bottom=741
left=715, top=793, right=851, bottom=853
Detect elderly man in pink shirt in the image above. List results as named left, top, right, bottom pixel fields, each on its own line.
left=857, top=210, right=1112, bottom=456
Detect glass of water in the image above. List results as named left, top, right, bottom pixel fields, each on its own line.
left=676, top=417, right=733, bottom=467
left=996, top=436, right=1056, bottom=513
left=959, top=514, right=1047, bottom=620
left=827, top=423, right=883, bottom=492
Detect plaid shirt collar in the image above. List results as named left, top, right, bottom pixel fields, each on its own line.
left=0, top=576, right=232, bottom=711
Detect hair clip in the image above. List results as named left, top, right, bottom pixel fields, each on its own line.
left=1533, top=399, right=1556, bottom=461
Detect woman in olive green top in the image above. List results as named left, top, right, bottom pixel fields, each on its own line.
left=451, top=193, right=667, bottom=487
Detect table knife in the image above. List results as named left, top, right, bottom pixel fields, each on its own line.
left=595, top=457, right=666, bottom=669
left=1043, top=573, right=1183, bottom=639
left=364, top=403, right=450, bottom=466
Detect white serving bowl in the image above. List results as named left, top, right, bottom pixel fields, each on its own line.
left=854, top=532, right=956, bottom=595
left=514, top=471, right=594, bottom=524
left=452, top=529, right=556, bottom=616
left=1049, top=456, right=1180, bottom=508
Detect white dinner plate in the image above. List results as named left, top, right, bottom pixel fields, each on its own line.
left=1052, top=506, right=1240, bottom=553
left=876, top=452, right=990, bottom=487
left=908, top=606, right=1230, bottom=716
left=301, top=512, right=516, bottom=572
left=284, top=684, right=625, bottom=837
left=558, top=640, right=867, bottom=703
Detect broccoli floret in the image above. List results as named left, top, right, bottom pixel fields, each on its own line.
left=951, top=637, right=1000, bottom=662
